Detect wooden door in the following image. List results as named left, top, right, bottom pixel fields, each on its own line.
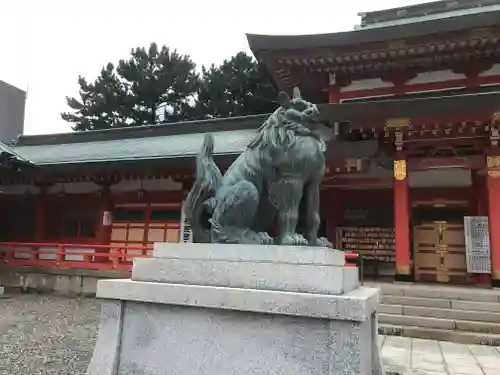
left=110, top=203, right=181, bottom=259
left=414, top=222, right=467, bottom=283
left=414, top=223, right=440, bottom=282
left=441, top=223, right=467, bottom=283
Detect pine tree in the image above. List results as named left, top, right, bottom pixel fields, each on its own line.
left=195, top=52, right=278, bottom=119
left=62, top=48, right=279, bottom=131
left=61, top=63, right=130, bottom=131
left=117, top=43, right=200, bottom=125
left=62, top=43, right=200, bottom=131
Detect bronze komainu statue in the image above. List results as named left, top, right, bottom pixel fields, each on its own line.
left=184, top=87, right=332, bottom=247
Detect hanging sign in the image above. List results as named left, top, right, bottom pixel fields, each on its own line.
left=463, top=216, right=491, bottom=274
left=180, top=201, right=193, bottom=243
left=102, top=211, right=113, bottom=226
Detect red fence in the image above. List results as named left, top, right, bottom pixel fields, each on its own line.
left=0, top=242, right=153, bottom=273
left=0, top=242, right=360, bottom=273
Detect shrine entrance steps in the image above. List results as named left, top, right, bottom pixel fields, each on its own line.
left=366, top=282, right=500, bottom=346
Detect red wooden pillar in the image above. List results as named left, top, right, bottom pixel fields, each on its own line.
left=328, top=87, right=341, bottom=103
left=486, top=156, right=500, bottom=287
left=96, top=187, right=113, bottom=263
left=35, top=193, right=46, bottom=241
left=470, top=170, right=491, bottom=286
left=95, top=186, right=113, bottom=245
left=393, top=159, right=412, bottom=281
left=34, top=183, right=52, bottom=242
left=93, top=186, right=113, bottom=264
left=33, top=184, right=50, bottom=262
left=322, top=188, right=342, bottom=245
left=472, top=171, right=487, bottom=216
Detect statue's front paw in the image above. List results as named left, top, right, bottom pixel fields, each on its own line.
left=293, top=234, right=309, bottom=245
left=308, top=237, right=333, bottom=248
left=317, top=237, right=333, bottom=248
left=280, top=233, right=308, bottom=246
left=256, top=232, right=274, bottom=245
left=241, top=230, right=274, bottom=245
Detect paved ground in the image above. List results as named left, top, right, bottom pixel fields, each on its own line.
left=0, top=294, right=499, bottom=375
left=381, top=335, right=500, bottom=375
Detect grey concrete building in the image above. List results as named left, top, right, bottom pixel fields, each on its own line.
left=0, top=80, right=26, bottom=144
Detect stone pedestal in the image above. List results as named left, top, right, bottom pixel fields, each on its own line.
left=87, top=243, right=384, bottom=375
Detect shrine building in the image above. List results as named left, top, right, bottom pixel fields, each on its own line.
left=1, top=0, right=500, bottom=288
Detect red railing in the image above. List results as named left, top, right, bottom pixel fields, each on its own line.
left=0, top=242, right=361, bottom=274
left=0, top=242, right=153, bottom=272
left=344, top=252, right=359, bottom=267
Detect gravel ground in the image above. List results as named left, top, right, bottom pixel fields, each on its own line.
left=0, top=293, right=101, bottom=375
left=2, top=293, right=499, bottom=375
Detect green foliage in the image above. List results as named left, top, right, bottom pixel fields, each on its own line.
left=61, top=63, right=130, bottom=131
left=195, top=52, right=278, bottom=119
left=62, top=44, right=278, bottom=131
left=117, top=43, right=199, bottom=125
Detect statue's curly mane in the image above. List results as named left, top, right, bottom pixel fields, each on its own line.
left=246, top=108, right=324, bottom=151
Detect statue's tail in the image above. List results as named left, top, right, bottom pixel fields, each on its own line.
left=184, top=134, right=222, bottom=242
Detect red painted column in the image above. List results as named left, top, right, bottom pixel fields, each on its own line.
left=92, top=186, right=114, bottom=264
left=323, top=188, right=342, bottom=246
left=486, top=156, right=500, bottom=287
left=471, top=171, right=487, bottom=216
left=33, top=184, right=49, bottom=262
left=95, top=186, right=113, bottom=245
left=470, top=170, right=491, bottom=286
left=35, top=194, right=46, bottom=241
left=34, top=184, right=49, bottom=251
left=328, top=87, right=341, bottom=103
left=393, top=159, right=412, bottom=281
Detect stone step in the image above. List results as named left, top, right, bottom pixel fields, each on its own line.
left=379, top=313, right=500, bottom=334
left=369, top=282, right=500, bottom=344
left=367, top=282, right=500, bottom=303
left=381, top=295, right=500, bottom=312
left=379, top=304, right=500, bottom=323
left=378, top=323, right=500, bottom=346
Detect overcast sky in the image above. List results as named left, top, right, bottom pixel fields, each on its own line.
left=0, top=0, right=437, bottom=135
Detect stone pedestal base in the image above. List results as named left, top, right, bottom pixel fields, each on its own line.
left=87, top=243, right=384, bottom=375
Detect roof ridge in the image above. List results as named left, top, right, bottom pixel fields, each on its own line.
left=16, top=114, right=271, bottom=147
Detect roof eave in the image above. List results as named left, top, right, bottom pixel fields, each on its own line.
left=246, top=9, right=500, bottom=52
left=27, top=151, right=244, bottom=168
left=0, top=142, right=35, bottom=167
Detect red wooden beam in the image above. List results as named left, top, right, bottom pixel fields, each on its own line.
left=323, top=177, right=393, bottom=188
left=338, top=74, right=500, bottom=101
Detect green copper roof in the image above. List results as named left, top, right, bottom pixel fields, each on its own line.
left=11, top=129, right=258, bottom=165
left=0, top=142, right=32, bottom=164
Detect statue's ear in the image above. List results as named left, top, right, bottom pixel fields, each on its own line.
left=292, top=87, right=302, bottom=99
left=276, top=91, right=291, bottom=108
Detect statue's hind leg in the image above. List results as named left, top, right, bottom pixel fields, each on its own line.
left=210, top=181, right=273, bottom=245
